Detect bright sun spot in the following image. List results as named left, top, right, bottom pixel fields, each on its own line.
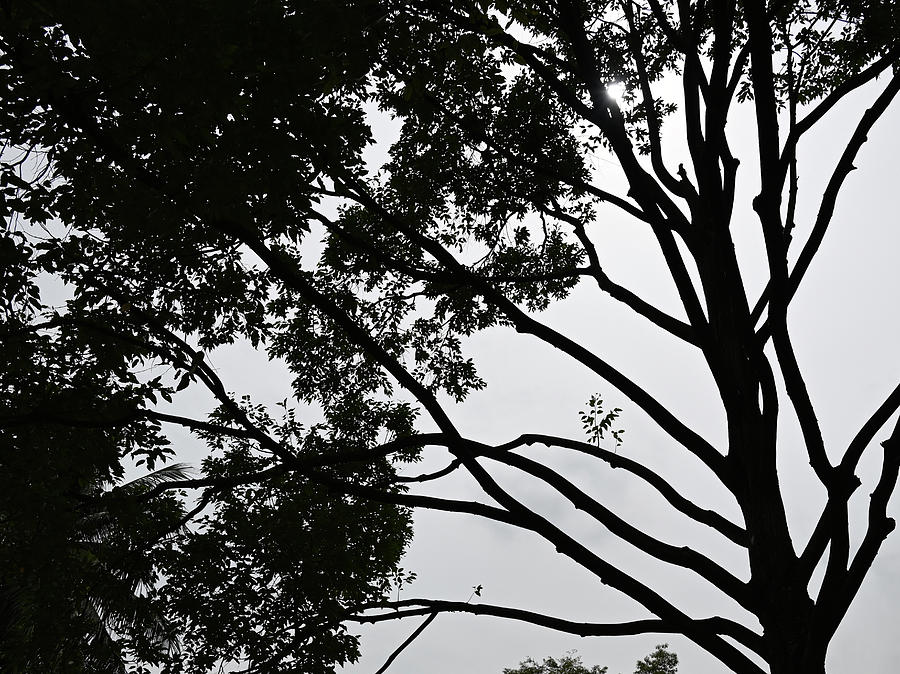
left=606, top=82, right=626, bottom=103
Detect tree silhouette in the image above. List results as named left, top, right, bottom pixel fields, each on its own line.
left=502, top=644, right=677, bottom=674
left=2, top=1, right=899, bottom=673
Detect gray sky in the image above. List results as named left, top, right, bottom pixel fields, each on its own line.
left=156, top=71, right=900, bottom=674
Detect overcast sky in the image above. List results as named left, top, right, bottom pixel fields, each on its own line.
left=157, top=70, right=900, bottom=674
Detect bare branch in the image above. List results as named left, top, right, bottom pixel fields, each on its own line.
left=395, top=459, right=462, bottom=483
left=478, top=445, right=753, bottom=609
left=544, top=204, right=698, bottom=345
left=843, top=381, right=900, bottom=474
left=350, top=598, right=766, bottom=657
left=372, top=612, right=438, bottom=674
left=815, top=418, right=900, bottom=642
left=781, top=47, right=900, bottom=173
left=784, top=72, right=900, bottom=307
left=494, top=434, right=746, bottom=545
left=757, top=73, right=900, bottom=339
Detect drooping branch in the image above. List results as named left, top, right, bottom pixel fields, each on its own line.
left=496, top=433, right=747, bottom=546
left=476, top=445, right=753, bottom=609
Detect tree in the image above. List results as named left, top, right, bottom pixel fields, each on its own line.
left=2, top=1, right=899, bottom=673
left=635, top=645, right=678, bottom=674
left=504, top=651, right=609, bottom=674
left=503, top=644, right=676, bottom=674
left=0, top=228, right=184, bottom=671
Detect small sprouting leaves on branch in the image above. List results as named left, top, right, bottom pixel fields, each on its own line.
left=579, top=394, right=624, bottom=449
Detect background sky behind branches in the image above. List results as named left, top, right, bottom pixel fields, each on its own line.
left=148, top=72, right=900, bottom=674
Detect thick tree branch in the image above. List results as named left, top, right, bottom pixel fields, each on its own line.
left=814, top=419, right=900, bottom=642
left=321, top=454, right=762, bottom=673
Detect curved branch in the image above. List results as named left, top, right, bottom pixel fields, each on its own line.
left=498, top=433, right=747, bottom=545
left=477, top=445, right=753, bottom=609
left=349, top=598, right=766, bottom=657
left=395, top=459, right=462, bottom=483
left=842, top=381, right=900, bottom=474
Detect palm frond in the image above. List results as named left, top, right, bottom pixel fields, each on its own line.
left=117, top=463, right=194, bottom=495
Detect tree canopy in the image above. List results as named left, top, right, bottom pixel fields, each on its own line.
left=503, top=644, right=677, bottom=674
left=504, top=651, right=609, bottom=674
left=2, top=1, right=900, bottom=673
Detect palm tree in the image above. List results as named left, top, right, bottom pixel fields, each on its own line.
left=0, top=461, right=191, bottom=673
